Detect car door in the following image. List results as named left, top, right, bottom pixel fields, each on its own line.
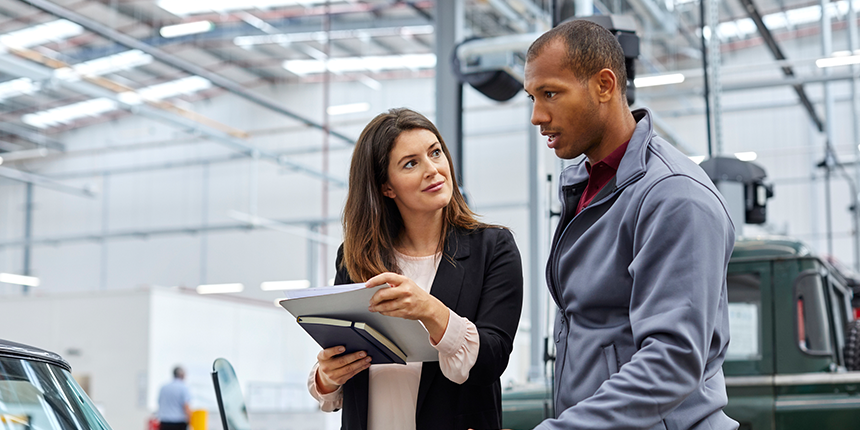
left=723, top=260, right=775, bottom=430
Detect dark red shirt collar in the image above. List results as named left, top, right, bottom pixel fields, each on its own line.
left=576, top=141, right=629, bottom=214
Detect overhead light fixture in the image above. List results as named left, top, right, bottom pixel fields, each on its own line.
left=816, top=53, right=860, bottom=68
left=261, top=280, right=311, bottom=291
left=0, top=148, right=49, bottom=162
left=0, top=272, right=40, bottom=287
left=689, top=155, right=707, bottom=164
left=0, top=156, right=3, bottom=166
left=196, top=283, right=244, bottom=294
left=22, top=76, right=212, bottom=128
left=0, top=20, right=83, bottom=49
left=283, top=53, right=436, bottom=76
left=734, top=151, right=758, bottom=161
left=159, top=21, right=215, bottom=38
left=71, top=50, right=154, bottom=77
left=634, top=73, right=685, bottom=88
left=158, top=0, right=330, bottom=16
left=234, top=25, right=434, bottom=48
left=327, top=102, right=370, bottom=116
left=23, top=98, right=118, bottom=129
left=0, top=78, right=38, bottom=101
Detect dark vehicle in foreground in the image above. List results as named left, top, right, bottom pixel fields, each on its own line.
left=0, top=338, right=112, bottom=429
left=502, top=237, right=860, bottom=430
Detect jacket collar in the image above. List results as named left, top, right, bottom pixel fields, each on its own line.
left=559, top=107, right=653, bottom=190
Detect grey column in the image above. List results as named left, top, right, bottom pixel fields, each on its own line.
left=22, top=183, right=33, bottom=295
left=849, top=0, right=860, bottom=271
left=527, top=105, right=548, bottom=382
left=435, top=0, right=464, bottom=181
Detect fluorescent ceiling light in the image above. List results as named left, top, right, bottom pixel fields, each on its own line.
left=160, top=21, right=215, bottom=38
left=0, top=148, right=49, bottom=162
left=158, top=0, right=335, bottom=16
left=261, top=280, right=311, bottom=291
left=137, top=76, right=212, bottom=101
left=816, top=54, right=860, bottom=68
left=634, top=73, right=685, bottom=88
left=0, top=272, right=40, bottom=287
left=0, top=78, right=39, bottom=101
left=735, top=151, right=758, bottom=161
left=0, top=20, right=83, bottom=49
left=23, top=98, right=118, bottom=129
left=196, top=283, right=244, bottom=294
left=0, top=156, right=3, bottom=166
left=22, top=76, right=212, bottom=128
left=234, top=25, right=434, bottom=47
left=327, top=102, right=370, bottom=116
left=689, top=155, right=707, bottom=164
left=71, top=50, right=153, bottom=77
left=283, top=53, right=436, bottom=76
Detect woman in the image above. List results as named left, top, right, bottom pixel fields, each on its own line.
left=307, top=108, right=523, bottom=430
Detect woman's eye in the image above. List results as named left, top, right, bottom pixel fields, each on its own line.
left=404, top=160, right=417, bottom=169
left=431, top=149, right=442, bottom=158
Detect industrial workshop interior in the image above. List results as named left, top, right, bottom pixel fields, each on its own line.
left=0, top=0, right=859, bottom=429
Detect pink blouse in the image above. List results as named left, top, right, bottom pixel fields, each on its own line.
left=307, top=252, right=480, bottom=430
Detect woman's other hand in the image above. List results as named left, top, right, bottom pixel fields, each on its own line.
left=366, top=272, right=450, bottom=344
left=315, top=346, right=372, bottom=394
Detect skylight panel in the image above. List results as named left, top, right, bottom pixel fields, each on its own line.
left=0, top=20, right=83, bottom=49
left=137, top=76, right=212, bottom=101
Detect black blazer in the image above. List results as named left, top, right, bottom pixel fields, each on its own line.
left=334, top=227, right=523, bottom=430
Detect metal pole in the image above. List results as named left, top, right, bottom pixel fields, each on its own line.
left=100, top=174, right=109, bottom=290
left=699, top=0, right=713, bottom=156
left=200, top=163, right=209, bottom=285
left=849, top=0, right=860, bottom=271
left=22, top=183, right=33, bottom=295
left=435, top=0, right=464, bottom=181
left=707, top=0, right=723, bottom=155
left=822, top=0, right=835, bottom=257
left=321, top=1, right=332, bottom=286
left=527, top=103, right=545, bottom=382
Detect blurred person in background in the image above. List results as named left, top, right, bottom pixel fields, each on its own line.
left=157, top=366, right=191, bottom=430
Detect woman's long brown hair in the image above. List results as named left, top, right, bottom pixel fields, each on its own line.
left=341, top=108, right=489, bottom=282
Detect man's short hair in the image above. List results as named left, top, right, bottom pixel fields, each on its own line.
left=527, top=20, right=628, bottom=98
left=173, top=366, right=184, bottom=378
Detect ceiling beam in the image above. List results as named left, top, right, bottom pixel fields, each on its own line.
left=738, top=0, right=825, bottom=132
left=21, top=0, right=355, bottom=145
left=0, top=121, right=65, bottom=152
left=0, top=166, right=95, bottom=197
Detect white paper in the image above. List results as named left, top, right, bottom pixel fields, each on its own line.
left=279, top=283, right=438, bottom=362
left=726, top=302, right=760, bottom=361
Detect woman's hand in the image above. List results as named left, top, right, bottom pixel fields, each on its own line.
left=315, top=346, right=372, bottom=394
left=366, top=272, right=450, bottom=344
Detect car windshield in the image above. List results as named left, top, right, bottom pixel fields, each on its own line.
left=0, top=356, right=112, bottom=430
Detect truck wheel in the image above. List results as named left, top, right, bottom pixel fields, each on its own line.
left=844, top=319, right=860, bottom=371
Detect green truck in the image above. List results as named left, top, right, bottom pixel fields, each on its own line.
left=503, top=236, right=860, bottom=429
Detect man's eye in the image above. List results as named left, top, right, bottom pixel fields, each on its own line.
left=545, top=91, right=556, bottom=99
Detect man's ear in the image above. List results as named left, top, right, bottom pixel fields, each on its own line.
left=382, top=183, right=396, bottom=199
left=595, top=68, right=617, bottom=103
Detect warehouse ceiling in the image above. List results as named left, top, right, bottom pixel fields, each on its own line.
left=0, top=0, right=854, bottom=158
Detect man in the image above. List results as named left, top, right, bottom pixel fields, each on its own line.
left=523, top=20, right=737, bottom=430
left=157, top=366, right=192, bottom=430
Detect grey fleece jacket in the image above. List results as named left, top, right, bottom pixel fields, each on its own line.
left=537, top=108, right=738, bottom=430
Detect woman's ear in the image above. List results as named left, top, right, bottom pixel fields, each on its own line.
left=381, top=183, right=396, bottom=199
